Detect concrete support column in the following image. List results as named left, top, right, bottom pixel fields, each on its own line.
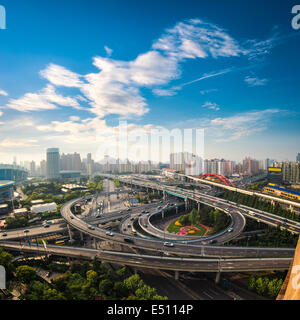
left=162, top=210, right=165, bottom=219
left=67, top=224, right=73, bottom=241
left=80, top=232, right=84, bottom=241
left=176, top=206, right=178, bottom=214
left=185, top=199, right=188, bottom=211
left=175, top=270, right=179, bottom=281
left=198, top=202, right=201, bottom=211
left=93, top=237, right=96, bottom=248
left=215, top=271, right=221, bottom=284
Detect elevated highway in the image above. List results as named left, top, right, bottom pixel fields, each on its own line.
left=0, top=241, right=292, bottom=273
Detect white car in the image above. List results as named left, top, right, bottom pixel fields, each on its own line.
left=106, top=231, right=114, bottom=236
left=163, top=242, right=174, bottom=247
left=227, top=227, right=233, bottom=233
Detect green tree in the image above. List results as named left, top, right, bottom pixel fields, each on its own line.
left=16, top=265, right=37, bottom=284
left=99, top=279, right=114, bottom=296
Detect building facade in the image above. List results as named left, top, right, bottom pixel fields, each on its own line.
left=46, top=148, right=60, bottom=180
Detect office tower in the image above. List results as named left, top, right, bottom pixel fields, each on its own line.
left=30, top=161, right=36, bottom=176
left=40, top=160, right=47, bottom=176
left=46, top=148, right=60, bottom=179
left=87, top=153, right=94, bottom=176
left=297, top=153, right=300, bottom=163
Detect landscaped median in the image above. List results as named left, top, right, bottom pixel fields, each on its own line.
left=167, top=207, right=231, bottom=237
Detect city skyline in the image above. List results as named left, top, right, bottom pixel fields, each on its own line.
left=0, top=1, right=300, bottom=163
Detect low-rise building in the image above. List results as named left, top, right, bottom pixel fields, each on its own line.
left=13, top=208, right=28, bottom=217
left=31, top=202, right=57, bottom=214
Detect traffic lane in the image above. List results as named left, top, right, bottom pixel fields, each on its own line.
left=0, top=223, right=67, bottom=241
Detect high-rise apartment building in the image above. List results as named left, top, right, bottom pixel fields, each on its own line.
left=46, top=148, right=60, bottom=179
left=282, top=162, right=300, bottom=184
left=297, top=153, right=300, bottom=163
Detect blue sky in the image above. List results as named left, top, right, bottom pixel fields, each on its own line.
left=0, top=0, right=299, bottom=163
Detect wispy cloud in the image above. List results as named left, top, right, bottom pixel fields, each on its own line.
left=210, top=109, right=281, bottom=142
left=202, top=101, right=220, bottom=111
left=104, top=46, right=113, bottom=57
left=0, top=89, right=8, bottom=96
left=4, top=84, right=83, bottom=112
left=244, top=76, right=268, bottom=87
left=200, top=88, right=218, bottom=95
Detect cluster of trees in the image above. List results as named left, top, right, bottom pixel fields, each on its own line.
left=178, top=207, right=231, bottom=234
left=87, top=176, right=104, bottom=192
left=0, top=251, right=167, bottom=300
left=4, top=216, right=29, bottom=229
left=247, top=180, right=268, bottom=191
left=113, top=179, right=121, bottom=188
left=229, top=226, right=298, bottom=248
left=223, top=190, right=300, bottom=222
left=248, top=273, right=284, bottom=298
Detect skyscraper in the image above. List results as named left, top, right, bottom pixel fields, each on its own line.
left=297, top=153, right=300, bottom=163
left=46, top=148, right=60, bottom=179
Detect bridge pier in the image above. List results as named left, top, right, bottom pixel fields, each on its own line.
left=67, top=224, right=73, bottom=241
left=80, top=232, right=84, bottom=241
left=215, top=271, right=221, bottom=284
left=198, top=202, right=201, bottom=211
left=185, top=198, right=188, bottom=211
left=162, top=210, right=165, bottom=219
left=175, top=270, right=179, bottom=281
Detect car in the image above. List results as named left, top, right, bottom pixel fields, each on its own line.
left=24, top=229, right=30, bottom=233
left=88, top=225, right=95, bottom=230
left=227, top=227, right=233, bottom=233
left=141, top=210, right=146, bottom=213
left=127, top=208, right=131, bottom=211
left=209, top=239, right=217, bottom=244
left=106, top=231, right=114, bottom=236
left=145, top=211, right=149, bottom=213
left=70, top=216, right=74, bottom=219
left=130, top=217, right=134, bottom=221
left=132, top=231, right=137, bottom=235
left=43, top=224, right=50, bottom=228
left=181, top=241, right=188, bottom=244
left=123, top=228, right=127, bottom=231
left=127, top=224, right=131, bottom=228
left=1, top=233, right=7, bottom=237
left=143, top=224, right=148, bottom=228
left=163, top=242, right=174, bottom=247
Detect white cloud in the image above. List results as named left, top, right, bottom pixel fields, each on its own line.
left=202, top=101, right=220, bottom=111
left=244, top=76, right=268, bottom=87
left=152, top=88, right=178, bottom=96
left=210, top=109, right=280, bottom=141
left=0, top=89, right=8, bottom=96
left=200, top=88, right=218, bottom=95
left=153, top=19, right=244, bottom=60
left=40, top=63, right=83, bottom=87
left=4, top=85, right=82, bottom=112
left=104, top=46, right=113, bottom=57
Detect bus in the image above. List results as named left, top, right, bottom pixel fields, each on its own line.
left=55, top=240, right=65, bottom=246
